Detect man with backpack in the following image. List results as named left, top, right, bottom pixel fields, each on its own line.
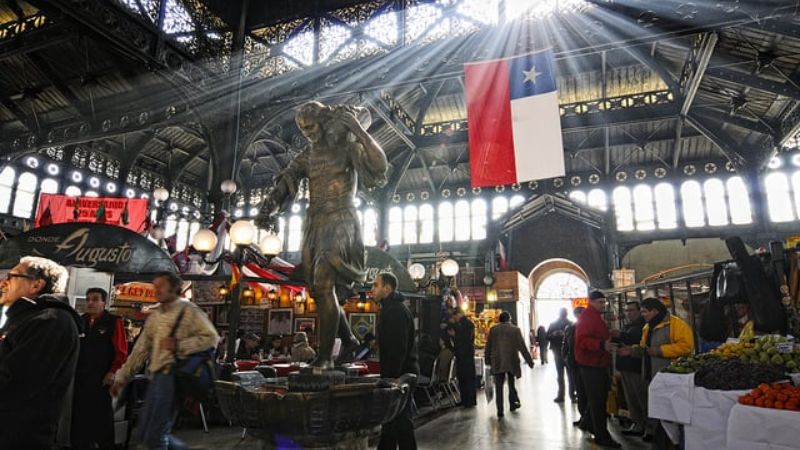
left=112, top=272, right=218, bottom=450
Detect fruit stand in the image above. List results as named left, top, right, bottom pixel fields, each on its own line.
left=650, top=335, right=800, bottom=449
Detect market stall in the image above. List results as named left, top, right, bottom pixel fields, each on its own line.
left=650, top=334, right=800, bottom=449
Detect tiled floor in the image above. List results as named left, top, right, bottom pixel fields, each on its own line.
left=169, top=362, right=651, bottom=449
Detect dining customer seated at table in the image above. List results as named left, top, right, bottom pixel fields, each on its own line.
left=235, top=332, right=261, bottom=360
left=291, top=332, right=316, bottom=363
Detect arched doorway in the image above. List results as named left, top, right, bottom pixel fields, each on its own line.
left=529, top=259, right=589, bottom=330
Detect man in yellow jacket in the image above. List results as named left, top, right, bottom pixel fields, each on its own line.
left=620, top=298, right=694, bottom=443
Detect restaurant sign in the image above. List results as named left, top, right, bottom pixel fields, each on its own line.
left=0, top=223, right=176, bottom=274
left=115, top=282, right=157, bottom=303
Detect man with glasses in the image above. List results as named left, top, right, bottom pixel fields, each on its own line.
left=0, top=256, right=82, bottom=449
left=575, top=290, right=620, bottom=448
left=612, top=301, right=647, bottom=438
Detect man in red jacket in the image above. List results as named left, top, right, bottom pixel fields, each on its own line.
left=575, top=290, right=620, bottom=448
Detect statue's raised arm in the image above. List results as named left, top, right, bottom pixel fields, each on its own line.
left=334, top=110, right=388, bottom=190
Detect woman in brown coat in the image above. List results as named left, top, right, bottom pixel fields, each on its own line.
left=485, top=311, right=534, bottom=417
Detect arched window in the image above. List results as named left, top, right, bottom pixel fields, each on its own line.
left=791, top=172, right=800, bottom=219
left=64, top=186, right=82, bottom=197
left=632, top=184, right=655, bottom=231
left=438, top=201, right=454, bottom=242
left=535, top=272, right=588, bottom=299
left=388, top=206, right=403, bottom=245
left=726, top=177, right=752, bottom=225
left=569, top=191, right=586, bottom=204
left=0, top=167, right=15, bottom=214
left=164, top=216, right=177, bottom=238
left=12, top=172, right=38, bottom=218
left=587, top=188, right=608, bottom=211
left=40, top=178, right=59, bottom=194
left=612, top=187, right=634, bottom=231
left=764, top=172, right=794, bottom=222
left=287, top=215, right=303, bottom=251
left=681, top=181, right=705, bottom=227
left=654, top=183, right=677, bottom=229
left=509, top=194, right=525, bottom=209
left=175, top=219, right=190, bottom=251
left=362, top=208, right=378, bottom=246
left=454, top=199, right=471, bottom=241
left=403, top=205, right=418, bottom=244
left=278, top=217, right=287, bottom=247
left=703, top=178, right=729, bottom=226
left=491, top=196, right=509, bottom=220
left=188, top=221, right=201, bottom=248
left=419, top=204, right=434, bottom=244
left=471, top=198, right=487, bottom=240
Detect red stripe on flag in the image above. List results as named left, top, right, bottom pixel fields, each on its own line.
left=464, top=60, right=517, bottom=187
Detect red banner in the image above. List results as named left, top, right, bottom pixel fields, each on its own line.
left=35, top=194, right=149, bottom=232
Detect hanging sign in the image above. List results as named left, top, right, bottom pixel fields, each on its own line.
left=364, top=248, right=416, bottom=293
left=0, top=223, right=176, bottom=274
left=35, top=194, right=149, bottom=232
left=572, top=297, right=589, bottom=309
left=114, top=282, right=157, bottom=303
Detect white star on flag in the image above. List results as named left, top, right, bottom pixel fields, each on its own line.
left=522, top=66, right=542, bottom=84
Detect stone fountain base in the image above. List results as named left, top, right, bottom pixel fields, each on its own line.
left=215, top=370, right=415, bottom=450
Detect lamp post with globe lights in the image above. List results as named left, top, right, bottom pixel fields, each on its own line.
left=152, top=186, right=170, bottom=227
left=220, top=179, right=237, bottom=212
left=191, top=218, right=283, bottom=364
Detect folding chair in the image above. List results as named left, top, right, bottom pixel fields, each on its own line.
left=416, top=357, right=442, bottom=411
left=441, top=356, right=460, bottom=407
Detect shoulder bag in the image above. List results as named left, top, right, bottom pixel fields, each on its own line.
left=169, top=304, right=217, bottom=400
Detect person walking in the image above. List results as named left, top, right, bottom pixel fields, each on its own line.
left=374, top=272, right=419, bottom=450
left=111, top=272, right=219, bottom=450
left=71, top=287, right=128, bottom=450
left=612, top=301, right=647, bottom=438
left=452, top=308, right=477, bottom=407
left=621, top=298, right=694, bottom=444
left=0, top=257, right=81, bottom=450
left=536, top=325, right=548, bottom=364
left=547, top=308, right=573, bottom=403
left=575, top=291, right=620, bottom=448
left=485, top=311, right=534, bottom=417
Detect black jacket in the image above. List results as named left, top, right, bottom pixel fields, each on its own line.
left=547, top=317, right=571, bottom=351
left=377, top=291, right=419, bottom=378
left=0, top=294, right=83, bottom=449
left=615, top=316, right=646, bottom=373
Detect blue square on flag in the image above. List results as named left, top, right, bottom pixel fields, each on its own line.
left=464, top=49, right=565, bottom=187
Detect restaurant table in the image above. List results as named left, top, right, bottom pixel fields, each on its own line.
left=727, top=403, right=800, bottom=449
left=265, top=363, right=370, bottom=377
left=234, top=359, right=260, bottom=371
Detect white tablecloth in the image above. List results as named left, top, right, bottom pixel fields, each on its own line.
left=648, top=372, right=695, bottom=424
left=684, top=387, right=749, bottom=450
left=727, top=404, right=800, bottom=450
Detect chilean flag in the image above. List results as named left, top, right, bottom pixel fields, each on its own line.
left=465, top=49, right=564, bottom=187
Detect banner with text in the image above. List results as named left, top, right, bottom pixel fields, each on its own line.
left=35, top=194, right=149, bottom=232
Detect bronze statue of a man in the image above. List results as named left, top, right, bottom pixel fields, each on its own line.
left=256, top=101, right=388, bottom=368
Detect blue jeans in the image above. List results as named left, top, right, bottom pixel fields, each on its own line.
left=136, top=373, right=187, bottom=450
